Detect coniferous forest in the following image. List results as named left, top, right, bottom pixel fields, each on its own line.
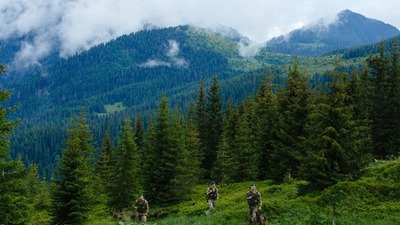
left=2, top=41, right=400, bottom=224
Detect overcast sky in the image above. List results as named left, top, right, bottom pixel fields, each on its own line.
left=1, top=0, right=399, bottom=65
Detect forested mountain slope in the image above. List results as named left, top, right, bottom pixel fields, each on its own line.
left=0, top=14, right=397, bottom=178
left=266, top=9, right=400, bottom=56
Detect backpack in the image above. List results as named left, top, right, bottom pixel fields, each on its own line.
left=207, top=188, right=218, bottom=200
left=247, top=192, right=260, bottom=207
left=136, top=200, right=147, bottom=213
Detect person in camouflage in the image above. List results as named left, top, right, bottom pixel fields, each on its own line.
left=134, top=194, right=149, bottom=224
left=205, top=181, right=219, bottom=215
left=245, top=184, right=262, bottom=225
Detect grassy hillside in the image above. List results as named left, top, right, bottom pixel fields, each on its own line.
left=97, top=158, right=400, bottom=225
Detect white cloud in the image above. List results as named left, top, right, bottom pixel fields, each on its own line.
left=139, top=40, right=188, bottom=68
left=0, top=0, right=399, bottom=66
left=139, top=59, right=171, bottom=68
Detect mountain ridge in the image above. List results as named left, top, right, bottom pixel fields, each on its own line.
left=266, top=9, right=400, bottom=56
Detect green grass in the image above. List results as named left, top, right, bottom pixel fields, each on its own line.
left=89, top=159, right=400, bottom=225
left=96, top=102, right=127, bottom=116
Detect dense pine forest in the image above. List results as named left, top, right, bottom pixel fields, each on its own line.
left=1, top=40, right=400, bottom=224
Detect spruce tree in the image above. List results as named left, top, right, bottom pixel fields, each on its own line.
left=271, top=61, right=310, bottom=181
left=51, top=110, right=95, bottom=225
left=367, top=42, right=392, bottom=158
left=254, top=76, right=280, bottom=180
left=195, top=77, right=209, bottom=176
left=387, top=42, right=400, bottom=155
left=204, top=75, right=223, bottom=178
left=109, top=118, right=140, bottom=212
left=300, top=60, right=371, bottom=189
left=230, top=101, right=258, bottom=182
left=134, top=113, right=145, bottom=153
left=143, top=95, right=193, bottom=205
left=96, top=130, right=113, bottom=194
left=212, top=103, right=237, bottom=183
left=0, top=63, right=30, bottom=225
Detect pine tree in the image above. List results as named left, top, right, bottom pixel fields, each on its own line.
left=109, top=118, right=140, bottom=212
left=184, top=103, right=205, bottom=183
left=271, top=61, right=310, bottom=181
left=254, top=76, right=280, bottom=180
left=367, top=42, right=392, bottom=158
left=134, top=113, right=145, bottom=152
left=195, top=77, right=209, bottom=176
left=0, top=63, right=30, bottom=225
left=96, top=130, right=113, bottom=194
left=204, top=75, right=223, bottom=178
left=51, top=110, right=95, bottom=225
left=143, top=95, right=195, bottom=205
left=212, top=102, right=237, bottom=183
left=387, top=42, right=400, bottom=155
left=300, top=60, right=371, bottom=189
left=230, top=101, right=257, bottom=182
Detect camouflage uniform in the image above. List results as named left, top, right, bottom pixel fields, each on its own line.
left=134, top=197, right=149, bottom=224
left=206, top=183, right=219, bottom=215
left=246, top=186, right=262, bottom=225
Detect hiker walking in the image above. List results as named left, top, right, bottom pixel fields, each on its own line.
left=246, top=184, right=262, bottom=225
left=205, top=181, right=219, bottom=215
left=134, top=194, right=149, bottom=224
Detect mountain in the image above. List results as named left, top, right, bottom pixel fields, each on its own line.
left=1, top=25, right=293, bottom=176
left=1, top=10, right=397, bottom=177
left=266, top=9, right=400, bottom=56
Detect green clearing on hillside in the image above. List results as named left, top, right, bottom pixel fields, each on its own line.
left=89, top=159, right=400, bottom=225
left=96, top=102, right=127, bottom=116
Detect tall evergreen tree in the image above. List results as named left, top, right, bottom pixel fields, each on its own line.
left=204, top=75, right=223, bottom=178
left=134, top=113, right=145, bottom=153
left=51, top=110, right=95, bottom=224
left=300, top=60, right=371, bottom=189
left=0, top=63, right=31, bottom=225
left=212, top=102, right=237, bottom=183
left=185, top=102, right=205, bottom=183
left=230, top=101, right=258, bottom=182
left=142, top=95, right=193, bottom=205
left=254, top=76, right=280, bottom=180
left=387, top=42, right=400, bottom=155
left=271, top=61, right=310, bottom=181
left=96, top=130, right=113, bottom=194
left=195, top=77, right=209, bottom=176
left=109, top=118, right=140, bottom=212
left=367, top=42, right=392, bottom=158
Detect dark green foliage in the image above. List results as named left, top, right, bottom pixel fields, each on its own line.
left=0, top=64, right=31, bottom=225
left=270, top=61, right=310, bottom=181
left=203, top=76, right=223, bottom=178
left=134, top=113, right=145, bottom=153
left=367, top=41, right=400, bottom=157
left=108, top=118, right=140, bottom=212
left=142, top=95, right=198, bottom=205
left=96, top=130, right=113, bottom=194
left=300, top=59, right=371, bottom=189
left=254, top=76, right=281, bottom=180
left=51, top=110, right=95, bottom=225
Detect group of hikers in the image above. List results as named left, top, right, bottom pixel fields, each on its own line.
left=206, top=181, right=266, bottom=225
left=133, top=182, right=266, bottom=225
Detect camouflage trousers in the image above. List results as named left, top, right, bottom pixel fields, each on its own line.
left=206, top=199, right=217, bottom=215
left=136, top=212, right=147, bottom=224
left=248, top=206, right=259, bottom=225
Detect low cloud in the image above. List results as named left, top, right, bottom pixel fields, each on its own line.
left=139, top=40, right=188, bottom=68
left=0, top=0, right=399, bottom=67
left=238, top=40, right=266, bottom=57
left=139, top=59, right=171, bottom=68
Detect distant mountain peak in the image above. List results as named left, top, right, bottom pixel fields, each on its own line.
left=267, top=10, right=400, bottom=56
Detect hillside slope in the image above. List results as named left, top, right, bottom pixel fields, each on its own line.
left=266, top=9, right=400, bottom=56
left=143, top=159, right=400, bottom=225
